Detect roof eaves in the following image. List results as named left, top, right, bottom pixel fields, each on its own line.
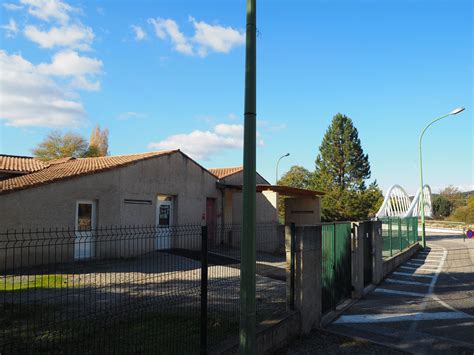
left=0, top=150, right=180, bottom=196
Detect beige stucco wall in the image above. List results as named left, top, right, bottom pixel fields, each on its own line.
left=0, top=153, right=220, bottom=230
left=0, top=152, right=220, bottom=269
left=284, top=197, right=321, bottom=225
left=215, top=171, right=280, bottom=253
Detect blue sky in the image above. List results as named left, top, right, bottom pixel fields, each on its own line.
left=0, top=0, right=472, bottom=194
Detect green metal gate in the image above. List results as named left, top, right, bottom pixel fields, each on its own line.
left=321, top=223, right=352, bottom=313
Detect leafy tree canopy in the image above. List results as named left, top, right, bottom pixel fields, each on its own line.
left=32, top=126, right=109, bottom=161
left=440, top=185, right=465, bottom=209
left=86, top=125, right=109, bottom=157
left=448, top=196, right=474, bottom=224
left=432, top=195, right=453, bottom=219
left=277, top=165, right=312, bottom=189
left=32, top=131, right=89, bottom=161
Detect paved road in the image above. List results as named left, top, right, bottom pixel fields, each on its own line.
left=328, top=233, right=474, bottom=354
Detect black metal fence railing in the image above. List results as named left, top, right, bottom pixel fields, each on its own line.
left=0, top=223, right=287, bottom=354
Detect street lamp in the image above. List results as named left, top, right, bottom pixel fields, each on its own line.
left=276, top=153, right=290, bottom=184
left=419, top=107, right=465, bottom=248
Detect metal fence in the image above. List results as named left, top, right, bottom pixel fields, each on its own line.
left=321, top=222, right=352, bottom=313
left=380, top=217, right=418, bottom=259
left=0, top=223, right=286, bottom=354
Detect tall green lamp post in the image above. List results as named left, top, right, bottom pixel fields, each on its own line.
left=276, top=153, right=290, bottom=184
left=241, top=0, right=256, bottom=353
left=419, top=107, right=465, bottom=248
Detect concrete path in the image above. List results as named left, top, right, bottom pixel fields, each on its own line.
left=328, top=233, right=474, bottom=354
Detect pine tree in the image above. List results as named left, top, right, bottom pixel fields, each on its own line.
left=314, top=113, right=370, bottom=191
left=312, top=113, right=378, bottom=221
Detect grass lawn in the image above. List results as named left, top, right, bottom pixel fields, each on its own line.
left=0, top=274, right=69, bottom=291
left=0, top=301, right=240, bottom=354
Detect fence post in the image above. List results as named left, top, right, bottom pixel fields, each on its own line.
left=407, top=218, right=411, bottom=245
left=371, top=220, right=383, bottom=284
left=399, top=218, right=402, bottom=251
left=290, top=223, right=296, bottom=310
left=389, top=220, right=393, bottom=257
left=285, top=225, right=322, bottom=333
left=351, top=222, right=364, bottom=298
left=200, top=226, right=208, bottom=355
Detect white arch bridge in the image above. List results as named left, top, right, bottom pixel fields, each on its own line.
left=375, top=184, right=432, bottom=218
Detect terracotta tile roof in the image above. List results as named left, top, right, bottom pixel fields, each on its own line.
left=47, top=157, right=76, bottom=165
left=0, top=155, right=47, bottom=173
left=0, top=150, right=178, bottom=195
left=208, top=166, right=243, bottom=179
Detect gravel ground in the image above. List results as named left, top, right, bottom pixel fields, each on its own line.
left=1, top=251, right=286, bottom=317
left=281, top=329, right=407, bottom=354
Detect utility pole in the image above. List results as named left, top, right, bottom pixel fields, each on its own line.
left=240, top=0, right=256, bottom=353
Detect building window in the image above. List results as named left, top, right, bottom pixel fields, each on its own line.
left=76, top=200, right=97, bottom=231
left=157, top=195, right=173, bottom=202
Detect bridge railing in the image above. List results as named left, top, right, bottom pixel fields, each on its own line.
left=380, top=217, right=418, bottom=259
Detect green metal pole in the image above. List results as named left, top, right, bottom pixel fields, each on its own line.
left=419, top=113, right=451, bottom=249
left=241, top=0, right=256, bottom=353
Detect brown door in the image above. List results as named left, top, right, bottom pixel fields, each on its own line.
left=206, top=198, right=217, bottom=243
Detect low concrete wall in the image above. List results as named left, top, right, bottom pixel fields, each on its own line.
left=210, top=311, right=301, bottom=355
left=382, top=242, right=420, bottom=278
left=285, top=225, right=322, bottom=333
left=351, top=222, right=364, bottom=298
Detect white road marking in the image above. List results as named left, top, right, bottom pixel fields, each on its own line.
left=409, top=259, right=439, bottom=264
left=334, top=311, right=471, bottom=324
left=406, top=262, right=437, bottom=267
left=407, top=245, right=448, bottom=336
left=385, top=278, right=428, bottom=286
left=400, top=265, right=438, bottom=272
left=392, top=271, right=434, bottom=279
left=374, top=288, right=426, bottom=297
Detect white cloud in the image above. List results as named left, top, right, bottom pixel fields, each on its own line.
left=37, top=50, right=102, bottom=91
left=189, top=16, right=245, bottom=57
left=118, top=112, right=147, bottom=120
left=71, top=76, right=100, bottom=91
left=0, top=50, right=86, bottom=127
left=148, top=18, right=193, bottom=55
left=148, top=123, right=263, bottom=160
left=2, top=3, right=24, bottom=11
left=227, top=113, right=239, bottom=120
left=131, top=25, right=146, bottom=41
left=20, top=0, right=76, bottom=25
left=38, top=50, right=102, bottom=76
left=1, top=18, right=18, bottom=38
left=24, top=23, right=94, bottom=50
left=147, top=16, right=244, bottom=57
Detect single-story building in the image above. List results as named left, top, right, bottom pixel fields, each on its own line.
left=0, top=150, right=323, bottom=268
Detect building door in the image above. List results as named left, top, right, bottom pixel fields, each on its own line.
left=75, top=200, right=96, bottom=260
left=156, top=195, right=173, bottom=250
left=206, top=198, right=217, bottom=245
